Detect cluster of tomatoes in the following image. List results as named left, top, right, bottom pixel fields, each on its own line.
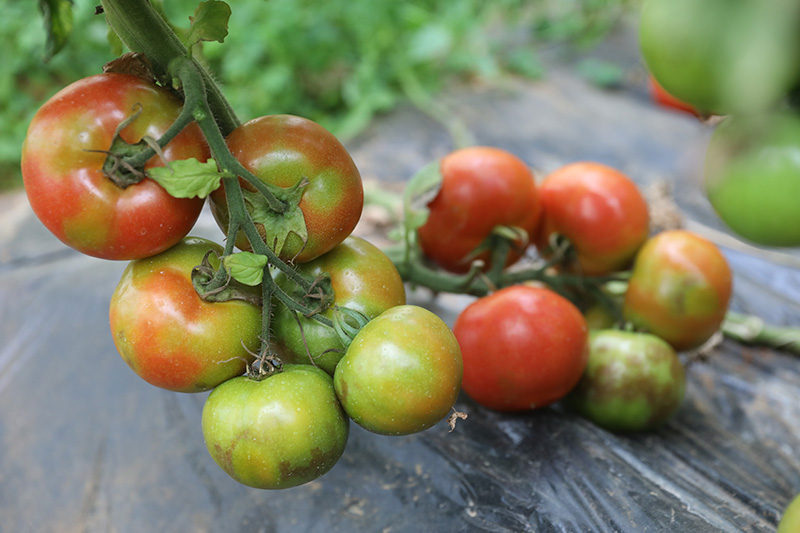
left=641, top=0, right=800, bottom=248
left=21, top=72, right=463, bottom=490
left=408, top=146, right=732, bottom=432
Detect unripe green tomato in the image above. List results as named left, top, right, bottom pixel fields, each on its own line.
left=564, top=330, right=686, bottom=432
left=778, top=493, right=800, bottom=533
left=334, top=305, right=463, bottom=436
left=201, top=365, right=349, bottom=490
left=704, top=113, right=800, bottom=247
left=639, top=0, right=800, bottom=114
left=271, top=236, right=406, bottom=375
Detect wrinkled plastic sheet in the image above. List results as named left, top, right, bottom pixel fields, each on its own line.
left=2, top=69, right=799, bottom=532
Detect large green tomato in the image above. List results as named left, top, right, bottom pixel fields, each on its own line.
left=704, top=113, right=800, bottom=247
left=272, top=236, right=406, bottom=375
left=564, top=330, right=686, bottom=432
left=639, top=0, right=800, bottom=114
left=334, top=306, right=463, bottom=436
left=109, top=237, right=262, bottom=393
left=202, top=365, right=349, bottom=489
left=779, top=493, right=800, bottom=533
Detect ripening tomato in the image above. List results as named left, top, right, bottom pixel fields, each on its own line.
left=639, top=0, right=800, bottom=114
left=334, top=305, right=463, bottom=436
left=21, top=73, right=210, bottom=260
left=535, top=162, right=650, bottom=275
left=109, top=237, right=262, bottom=392
left=564, top=330, right=686, bottom=432
left=271, top=235, right=406, bottom=375
left=202, top=365, right=349, bottom=489
left=649, top=74, right=701, bottom=118
left=453, top=285, right=589, bottom=412
left=704, top=112, right=800, bottom=247
left=623, top=230, right=733, bottom=351
left=417, top=146, right=540, bottom=273
left=208, top=115, right=363, bottom=263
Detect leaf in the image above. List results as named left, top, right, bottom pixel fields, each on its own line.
left=243, top=182, right=309, bottom=259
left=402, top=160, right=443, bottom=234
left=575, top=58, right=624, bottom=89
left=38, top=0, right=74, bottom=61
left=146, top=158, right=224, bottom=198
left=222, top=252, right=269, bottom=286
left=185, top=0, right=232, bottom=49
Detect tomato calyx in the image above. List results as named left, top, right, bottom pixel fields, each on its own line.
left=191, top=251, right=263, bottom=306
left=247, top=352, right=284, bottom=381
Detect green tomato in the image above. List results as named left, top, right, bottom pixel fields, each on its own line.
left=272, top=236, right=406, bottom=375
left=639, top=0, right=800, bottom=114
left=334, top=305, right=463, bottom=436
left=704, top=113, right=800, bottom=247
left=201, top=365, right=349, bottom=490
left=564, top=330, right=686, bottom=432
left=779, top=493, right=800, bottom=533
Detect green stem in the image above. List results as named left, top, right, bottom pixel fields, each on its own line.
left=722, top=311, right=800, bottom=354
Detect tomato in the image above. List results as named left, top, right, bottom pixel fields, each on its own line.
left=272, top=236, right=406, bottom=375
left=779, top=493, right=800, bottom=533
left=334, top=305, right=463, bottom=436
left=21, top=73, right=210, bottom=260
left=649, top=74, right=700, bottom=118
left=109, top=237, right=262, bottom=393
left=704, top=112, right=800, bottom=247
left=564, top=330, right=686, bottom=432
left=453, top=285, right=589, bottom=412
left=208, top=114, right=363, bottom=263
left=639, top=0, right=800, bottom=114
left=535, top=162, right=650, bottom=275
left=417, top=146, right=540, bottom=273
left=623, top=230, right=733, bottom=352
left=202, top=365, right=349, bottom=489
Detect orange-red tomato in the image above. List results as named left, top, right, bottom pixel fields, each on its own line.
left=649, top=74, right=701, bottom=118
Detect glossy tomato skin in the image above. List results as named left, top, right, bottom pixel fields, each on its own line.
left=21, top=73, right=209, bottom=260
left=453, top=285, right=589, bottom=412
left=417, top=146, right=540, bottom=273
left=704, top=113, right=800, bottom=247
left=109, top=237, right=262, bottom=393
left=202, top=365, right=350, bottom=489
left=334, top=305, right=463, bottom=436
left=623, top=230, right=733, bottom=352
left=209, top=115, right=363, bottom=263
left=564, top=330, right=686, bottom=432
left=639, top=0, right=800, bottom=115
left=649, top=74, right=700, bottom=118
left=272, top=236, right=406, bottom=375
left=536, top=162, right=650, bottom=275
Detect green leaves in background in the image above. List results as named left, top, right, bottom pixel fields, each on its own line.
left=37, top=0, right=74, bottom=61
left=184, top=0, right=231, bottom=51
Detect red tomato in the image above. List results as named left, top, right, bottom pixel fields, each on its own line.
left=623, top=230, right=733, bottom=351
left=535, top=162, right=650, bottom=275
left=109, top=237, right=262, bottom=392
left=417, top=146, right=540, bottom=273
left=649, top=74, right=701, bottom=118
left=208, top=115, right=363, bottom=263
left=453, top=285, right=589, bottom=412
left=21, top=73, right=209, bottom=260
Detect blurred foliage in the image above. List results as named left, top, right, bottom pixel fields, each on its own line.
left=2, top=0, right=635, bottom=191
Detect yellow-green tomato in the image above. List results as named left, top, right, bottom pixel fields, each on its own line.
left=334, top=305, right=463, bottom=436
left=201, top=365, right=349, bottom=490
left=272, top=236, right=406, bottom=375
left=564, top=330, right=686, bottom=432
left=779, top=493, right=800, bottom=533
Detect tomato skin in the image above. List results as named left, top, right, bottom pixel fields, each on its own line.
left=21, top=73, right=209, bottom=260
left=623, top=230, right=733, bottom=352
left=535, top=162, right=650, bottom=275
left=272, top=236, right=406, bottom=375
left=779, top=493, right=800, bottom=533
left=202, top=365, right=349, bottom=489
left=334, top=305, right=463, bottom=436
left=109, top=237, right=262, bottom=393
left=564, top=330, right=686, bottom=432
left=649, top=74, right=700, bottom=118
left=209, top=114, right=363, bottom=263
left=704, top=113, right=800, bottom=247
left=453, top=285, right=589, bottom=412
left=417, top=146, right=540, bottom=273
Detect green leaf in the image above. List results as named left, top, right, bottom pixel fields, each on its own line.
left=243, top=182, right=309, bottom=258
left=38, top=0, right=74, bottom=61
left=146, top=158, right=224, bottom=198
left=222, top=252, right=269, bottom=286
left=402, top=160, right=443, bottom=234
left=184, top=0, right=232, bottom=49
left=575, top=58, right=624, bottom=89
